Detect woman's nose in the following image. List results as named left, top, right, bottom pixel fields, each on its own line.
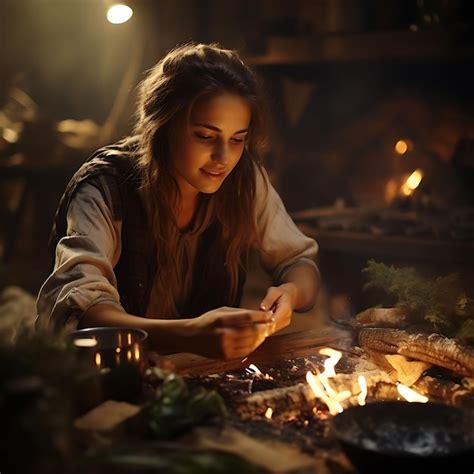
left=211, top=141, right=229, bottom=163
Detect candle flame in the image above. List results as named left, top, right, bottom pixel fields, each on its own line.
left=265, top=407, right=273, bottom=419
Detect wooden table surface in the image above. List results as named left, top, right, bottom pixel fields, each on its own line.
left=159, top=325, right=352, bottom=376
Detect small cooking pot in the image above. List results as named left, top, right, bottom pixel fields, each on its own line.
left=70, top=327, right=149, bottom=374
left=69, top=327, right=149, bottom=405
left=329, top=401, right=474, bottom=473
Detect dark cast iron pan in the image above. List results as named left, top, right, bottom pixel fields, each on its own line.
left=329, top=401, right=474, bottom=474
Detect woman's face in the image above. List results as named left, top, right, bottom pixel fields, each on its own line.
left=168, top=92, right=251, bottom=200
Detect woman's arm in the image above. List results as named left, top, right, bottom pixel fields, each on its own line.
left=253, top=168, right=321, bottom=332
left=81, top=303, right=274, bottom=359
left=259, top=262, right=320, bottom=332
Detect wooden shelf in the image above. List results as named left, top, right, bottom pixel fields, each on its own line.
left=244, top=30, right=474, bottom=64
left=298, top=224, right=474, bottom=265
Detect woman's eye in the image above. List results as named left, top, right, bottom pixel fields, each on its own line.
left=195, top=133, right=213, bottom=141
left=230, top=137, right=245, bottom=144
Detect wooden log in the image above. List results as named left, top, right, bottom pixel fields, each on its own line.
left=234, top=383, right=316, bottom=420
left=355, top=307, right=410, bottom=327
left=413, top=376, right=474, bottom=409
left=358, top=328, right=474, bottom=377
left=234, top=370, right=394, bottom=420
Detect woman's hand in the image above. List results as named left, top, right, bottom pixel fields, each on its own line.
left=259, top=283, right=298, bottom=334
left=186, top=306, right=275, bottom=359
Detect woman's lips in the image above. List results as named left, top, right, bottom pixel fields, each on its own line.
left=200, top=168, right=225, bottom=178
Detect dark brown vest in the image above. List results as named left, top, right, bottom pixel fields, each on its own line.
left=49, top=137, right=245, bottom=318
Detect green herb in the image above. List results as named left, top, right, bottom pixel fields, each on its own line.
left=362, top=259, right=474, bottom=343
left=145, top=368, right=227, bottom=440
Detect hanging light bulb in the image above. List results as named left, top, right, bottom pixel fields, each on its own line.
left=107, top=3, right=133, bottom=24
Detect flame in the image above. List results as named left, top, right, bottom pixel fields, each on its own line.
left=306, top=371, right=344, bottom=415
left=319, top=347, right=342, bottom=377
left=265, top=407, right=273, bottom=419
left=247, top=364, right=273, bottom=380
left=397, top=383, right=429, bottom=403
left=306, top=348, right=352, bottom=415
left=95, top=352, right=102, bottom=367
left=357, top=375, right=367, bottom=406
left=401, top=169, right=423, bottom=196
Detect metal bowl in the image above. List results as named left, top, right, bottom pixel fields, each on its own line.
left=69, top=327, right=149, bottom=407
left=329, top=401, right=474, bottom=473
left=69, top=327, right=149, bottom=375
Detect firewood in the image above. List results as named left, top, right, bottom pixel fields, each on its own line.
left=355, top=307, right=410, bottom=327
left=234, top=383, right=316, bottom=420
left=384, top=354, right=432, bottom=386
left=358, top=328, right=474, bottom=377
left=413, top=376, right=474, bottom=409
left=234, top=371, right=395, bottom=419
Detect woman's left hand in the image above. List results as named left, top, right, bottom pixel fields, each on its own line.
left=259, top=283, right=298, bottom=335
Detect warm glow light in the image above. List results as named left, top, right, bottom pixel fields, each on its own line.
left=357, top=375, right=367, bottom=406
left=127, top=333, right=132, bottom=345
left=74, top=338, right=97, bottom=348
left=395, top=140, right=408, bottom=155
left=265, top=407, right=273, bottom=419
left=319, top=347, right=342, bottom=377
left=306, top=371, right=344, bottom=415
left=406, top=169, right=423, bottom=189
left=107, top=4, right=133, bottom=24
left=401, top=169, right=423, bottom=196
left=397, top=383, right=429, bottom=403
left=2, top=128, right=19, bottom=143
left=95, top=352, right=102, bottom=367
left=248, top=364, right=273, bottom=380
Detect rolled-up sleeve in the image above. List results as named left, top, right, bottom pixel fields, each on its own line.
left=255, top=168, right=319, bottom=283
left=36, top=180, right=124, bottom=331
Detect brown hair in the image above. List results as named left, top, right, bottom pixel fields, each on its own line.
left=134, top=42, right=268, bottom=316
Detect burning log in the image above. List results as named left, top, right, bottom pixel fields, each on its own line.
left=234, top=370, right=395, bottom=420
left=359, top=328, right=474, bottom=377
left=413, top=376, right=474, bottom=409
left=234, top=383, right=316, bottom=420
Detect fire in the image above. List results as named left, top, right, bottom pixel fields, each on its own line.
left=357, top=375, right=367, bottom=406
left=247, top=364, right=273, bottom=380
left=265, top=407, right=273, bottom=419
left=306, top=348, right=352, bottom=415
left=401, top=169, right=423, bottom=196
left=305, top=347, right=430, bottom=417
left=397, top=383, right=429, bottom=403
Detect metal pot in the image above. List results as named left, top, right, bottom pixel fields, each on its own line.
left=329, top=401, right=474, bottom=473
left=69, top=327, right=149, bottom=405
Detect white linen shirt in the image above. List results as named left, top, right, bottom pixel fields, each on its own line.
left=36, top=168, right=318, bottom=330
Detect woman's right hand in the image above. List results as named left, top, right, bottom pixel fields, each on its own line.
left=185, top=306, right=275, bottom=359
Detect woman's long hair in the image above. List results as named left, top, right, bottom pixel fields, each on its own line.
left=134, top=42, right=268, bottom=317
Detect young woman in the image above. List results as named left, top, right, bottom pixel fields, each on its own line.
left=36, top=43, right=320, bottom=359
